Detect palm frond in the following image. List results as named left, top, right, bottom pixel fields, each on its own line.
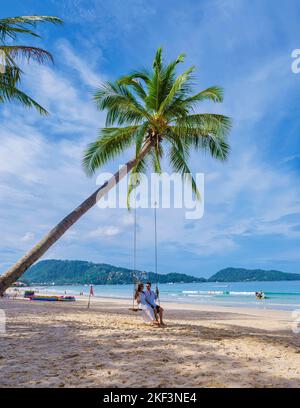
left=126, top=123, right=152, bottom=208
left=84, top=47, right=232, bottom=200
left=0, top=45, right=53, bottom=64
left=0, top=16, right=62, bottom=25
left=0, top=86, right=48, bottom=115
left=153, top=47, right=163, bottom=70
left=171, top=114, right=232, bottom=161
left=165, top=86, right=224, bottom=119
left=94, top=81, right=152, bottom=125
left=165, top=53, right=186, bottom=76
left=158, top=66, right=195, bottom=115
left=157, top=53, right=186, bottom=105
left=82, top=126, right=140, bottom=175
left=117, top=75, right=147, bottom=101
left=134, top=122, right=149, bottom=158
left=183, top=86, right=223, bottom=104
left=118, top=69, right=151, bottom=85
left=175, top=114, right=232, bottom=138
left=126, top=159, right=148, bottom=209
left=168, top=138, right=200, bottom=199
left=146, top=56, right=162, bottom=111
left=0, top=15, right=61, bottom=115
left=0, top=16, right=62, bottom=41
left=149, top=142, right=163, bottom=174
left=117, top=69, right=151, bottom=101
left=146, top=47, right=183, bottom=112
left=0, top=64, right=21, bottom=87
left=207, top=134, right=230, bottom=160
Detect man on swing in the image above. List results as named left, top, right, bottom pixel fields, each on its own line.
left=145, top=282, right=165, bottom=326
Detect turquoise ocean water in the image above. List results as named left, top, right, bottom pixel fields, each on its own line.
left=27, top=280, right=300, bottom=311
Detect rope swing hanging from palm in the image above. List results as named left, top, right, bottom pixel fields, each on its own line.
left=129, top=180, right=160, bottom=311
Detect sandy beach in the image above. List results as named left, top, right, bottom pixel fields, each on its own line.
left=0, top=297, right=299, bottom=388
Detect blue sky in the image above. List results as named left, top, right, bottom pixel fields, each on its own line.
left=1, top=0, right=300, bottom=278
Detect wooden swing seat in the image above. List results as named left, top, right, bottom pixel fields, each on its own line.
left=129, top=307, right=142, bottom=312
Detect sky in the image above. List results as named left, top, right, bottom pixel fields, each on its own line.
left=1, top=0, right=300, bottom=278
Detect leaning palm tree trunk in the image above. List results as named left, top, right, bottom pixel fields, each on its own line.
left=0, top=143, right=152, bottom=295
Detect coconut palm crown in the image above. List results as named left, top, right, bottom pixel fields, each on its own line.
left=83, top=48, right=232, bottom=202
left=0, top=48, right=232, bottom=296
left=0, top=15, right=62, bottom=114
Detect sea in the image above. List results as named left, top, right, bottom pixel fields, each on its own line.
left=25, top=280, right=300, bottom=311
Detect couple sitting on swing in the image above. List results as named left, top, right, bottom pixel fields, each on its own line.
left=135, top=281, right=165, bottom=326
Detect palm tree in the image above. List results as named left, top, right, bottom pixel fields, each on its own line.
left=0, top=48, right=231, bottom=295
left=0, top=15, right=62, bottom=114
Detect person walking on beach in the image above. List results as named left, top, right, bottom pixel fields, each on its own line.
left=145, top=282, right=165, bottom=326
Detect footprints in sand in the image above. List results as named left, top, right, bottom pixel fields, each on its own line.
left=1, top=300, right=300, bottom=388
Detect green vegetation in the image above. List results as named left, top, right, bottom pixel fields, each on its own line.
left=208, top=267, right=300, bottom=282
left=0, top=47, right=231, bottom=296
left=0, top=15, right=62, bottom=114
left=23, top=259, right=206, bottom=285
left=83, top=47, right=231, bottom=203
left=22, top=261, right=300, bottom=285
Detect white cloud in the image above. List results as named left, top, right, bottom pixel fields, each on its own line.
left=57, top=39, right=103, bottom=88
left=122, top=214, right=135, bottom=226
left=0, top=129, right=45, bottom=182
left=21, top=232, right=35, bottom=242
left=88, top=226, right=122, bottom=237
left=1, top=1, right=300, bottom=275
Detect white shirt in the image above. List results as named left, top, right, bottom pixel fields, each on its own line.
left=138, top=291, right=148, bottom=306
left=145, top=289, right=158, bottom=307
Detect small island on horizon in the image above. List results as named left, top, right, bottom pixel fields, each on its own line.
left=19, top=259, right=300, bottom=286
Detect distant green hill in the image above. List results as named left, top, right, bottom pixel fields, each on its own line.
left=208, top=267, right=300, bottom=282
left=23, top=259, right=205, bottom=285
left=21, top=261, right=300, bottom=285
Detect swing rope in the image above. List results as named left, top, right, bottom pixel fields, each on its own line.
left=132, top=189, right=138, bottom=310
left=154, top=183, right=160, bottom=305
left=130, top=180, right=160, bottom=311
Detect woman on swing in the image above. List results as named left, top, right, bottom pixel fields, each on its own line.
left=135, top=283, right=165, bottom=326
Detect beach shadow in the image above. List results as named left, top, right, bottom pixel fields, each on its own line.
left=1, top=299, right=299, bottom=388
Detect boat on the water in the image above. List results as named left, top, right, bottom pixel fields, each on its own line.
left=255, top=291, right=266, bottom=300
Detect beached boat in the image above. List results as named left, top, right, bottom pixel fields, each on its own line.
left=29, top=295, right=75, bottom=302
